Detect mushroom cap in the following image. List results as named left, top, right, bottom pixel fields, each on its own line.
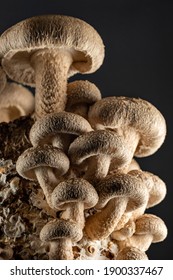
left=0, top=66, right=6, bottom=93
left=95, top=172, right=149, bottom=210
left=129, top=170, right=167, bottom=208
left=68, top=130, right=130, bottom=168
left=0, top=82, right=34, bottom=122
left=0, top=15, right=105, bottom=86
left=40, top=219, right=83, bottom=243
left=51, top=178, right=98, bottom=210
left=116, top=246, right=148, bottom=260
left=88, top=96, right=166, bottom=157
left=66, top=80, right=101, bottom=110
left=135, top=214, right=168, bottom=243
left=29, top=111, right=92, bottom=146
left=16, top=144, right=70, bottom=180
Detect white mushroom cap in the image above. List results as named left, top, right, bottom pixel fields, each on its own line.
left=0, top=82, right=34, bottom=122
left=0, top=15, right=105, bottom=85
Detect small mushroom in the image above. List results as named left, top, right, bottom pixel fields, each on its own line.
left=88, top=96, right=166, bottom=161
left=116, top=246, right=148, bottom=260
left=40, top=219, right=83, bottom=259
left=117, top=214, right=168, bottom=252
left=66, top=80, right=101, bottom=118
left=69, top=130, right=130, bottom=183
left=84, top=172, right=149, bottom=240
left=51, top=178, right=98, bottom=229
left=16, top=144, right=70, bottom=208
left=0, top=15, right=104, bottom=118
left=0, top=66, right=6, bottom=93
left=29, top=112, right=92, bottom=152
left=0, top=82, right=34, bottom=123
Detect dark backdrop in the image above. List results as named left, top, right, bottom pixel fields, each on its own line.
left=0, top=0, right=172, bottom=260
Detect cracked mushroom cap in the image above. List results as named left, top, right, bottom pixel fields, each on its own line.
left=116, top=247, right=148, bottom=260
left=135, top=214, right=168, bottom=243
left=29, top=112, right=92, bottom=147
left=0, top=82, right=34, bottom=122
left=0, top=15, right=105, bottom=86
left=40, top=219, right=83, bottom=243
left=51, top=178, right=98, bottom=210
left=96, top=172, right=149, bottom=210
left=88, top=96, right=166, bottom=157
left=0, top=66, right=6, bottom=93
left=16, top=144, right=70, bottom=180
left=66, top=80, right=101, bottom=115
left=129, top=170, right=167, bottom=208
left=69, top=130, right=130, bottom=169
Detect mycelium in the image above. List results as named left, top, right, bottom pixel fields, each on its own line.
left=0, top=14, right=167, bottom=260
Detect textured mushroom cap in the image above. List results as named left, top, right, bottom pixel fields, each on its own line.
left=0, top=66, right=6, bottom=93
left=29, top=112, right=92, bottom=146
left=69, top=130, right=130, bottom=168
left=40, top=219, right=83, bottom=242
left=135, top=214, right=168, bottom=242
left=116, top=247, right=148, bottom=260
left=95, top=172, right=149, bottom=210
left=0, top=82, right=34, bottom=122
left=16, top=144, right=70, bottom=180
left=51, top=178, right=98, bottom=210
left=88, top=96, right=166, bottom=157
left=129, top=170, right=166, bottom=208
left=66, top=80, right=101, bottom=109
left=0, top=15, right=105, bottom=86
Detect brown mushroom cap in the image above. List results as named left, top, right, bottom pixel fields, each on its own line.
left=51, top=178, right=98, bottom=210
left=0, top=15, right=105, bottom=86
left=66, top=80, right=101, bottom=115
left=116, top=247, right=148, bottom=260
left=88, top=96, right=166, bottom=157
left=0, top=66, right=6, bottom=93
left=29, top=112, right=92, bottom=147
left=40, top=219, right=83, bottom=243
left=129, top=170, right=167, bottom=208
left=135, top=214, right=168, bottom=243
left=69, top=130, right=130, bottom=171
left=16, top=144, right=70, bottom=180
left=0, top=82, right=34, bottom=122
left=96, top=172, right=149, bottom=210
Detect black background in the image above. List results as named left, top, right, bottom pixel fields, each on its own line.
left=0, top=0, right=172, bottom=260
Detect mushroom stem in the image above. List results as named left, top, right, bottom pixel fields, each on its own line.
left=0, top=107, right=21, bottom=123
left=61, top=202, right=85, bottom=229
left=85, top=198, right=127, bottom=240
left=35, top=166, right=59, bottom=208
left=49, top=239, right=73, bottom=260
left=31, top=49, right=73, bottom=118
left=84, top=154, right=111, bottom=182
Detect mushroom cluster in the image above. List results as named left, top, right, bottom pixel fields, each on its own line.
left=0, top=15, right=167, bottom=260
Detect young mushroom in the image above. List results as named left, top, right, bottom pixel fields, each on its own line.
left=0, top=82, right=34, bottom=123
left=116, top=246, right=148, bottom=260
left=0, top=15, right=104, bottom=118
left=51, top=178, right=98, bottom=229
left=16, top=144, right=70, bottom=208
left=88, top=96, right=166, bottom=162
left=66, top=80, right=101, bottom=118
left=68, top=130, right=130, bottom=183
left=117, top=214, right=168, bottom=252
left=40, top=219, right=83, bottom=260
left=84, top=172, right=149, bottom=240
